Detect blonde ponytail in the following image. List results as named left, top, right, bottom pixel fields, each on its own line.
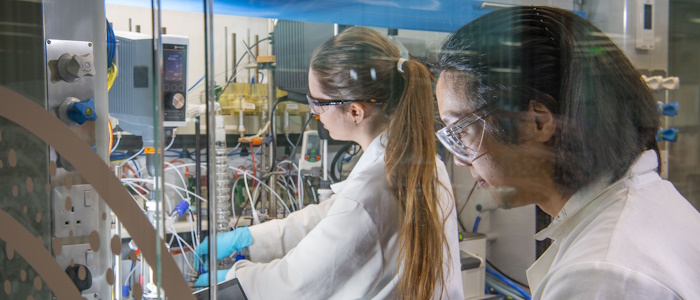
left=385, top=59, right=447, bottom=300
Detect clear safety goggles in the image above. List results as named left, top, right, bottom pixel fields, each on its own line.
left=306, top=94, right=379, bottom=115
left=435, top=109, right=496, bottom=164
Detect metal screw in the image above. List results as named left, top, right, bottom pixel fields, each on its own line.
left=47, top=40, right=51, bottom=44
left=88, top=42, right=92, bottom=47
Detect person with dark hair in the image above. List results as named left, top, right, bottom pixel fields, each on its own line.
left=197, top=26, right=463, bottom=299
left=435, top=6, right=700, bottom=299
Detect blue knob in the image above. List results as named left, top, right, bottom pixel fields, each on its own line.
left=657, top=102, right=679, bottom=117
left=67, top=98, right=97, bottom=125
left=657, top=128, right=679, bottom=142
left=173, top=199, right=190, bottom=217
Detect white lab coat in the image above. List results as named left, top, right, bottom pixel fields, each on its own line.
left=227, top=133, right=464, bottom=299
left=527, top=150, right=700, bottom=299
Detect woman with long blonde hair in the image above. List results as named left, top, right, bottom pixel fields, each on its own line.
left=197, top=26, right=463, bottom=299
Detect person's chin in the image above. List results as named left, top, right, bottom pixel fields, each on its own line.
left=328, top=131, right=350, bottom=142
left=328, top=131, right=339, bottom=140
left=486, top=185, right=519, bottom=210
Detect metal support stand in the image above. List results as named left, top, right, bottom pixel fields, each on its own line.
left=203, top=0, right=218, bottom=297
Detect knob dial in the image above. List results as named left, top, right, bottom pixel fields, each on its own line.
left=57, top=52, right=95, bottom=82
left=65, top=264, right=92, bottom=292
left=58, top=97, right=97, bottom=126
left=171, top=93, right=185, bottom=109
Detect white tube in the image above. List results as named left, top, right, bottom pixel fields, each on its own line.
left=111, top=134, right=121, bottom=154
left=164, top=162, right=188, bottom=195
left=120, top=147, right=144, bottom=166
left=243, top=172, right=261, bottom=224
left=230, top=167, right=291, bottom=214
left=164, top=131, right=177, bottom=151
left=284, top=111, right=290, bottom=135
left=238, top=102, right=246, bottom=136
left=121, top=178, right=207, bottom=203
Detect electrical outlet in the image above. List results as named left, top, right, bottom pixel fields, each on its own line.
left=52, top=184, right=98, bottom=238
left=55, top=243, right=101, bottom=296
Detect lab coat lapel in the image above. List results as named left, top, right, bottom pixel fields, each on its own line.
left=527, top=178, right=617, bottom=292
left=527, top=241, right=559, bottom=292
left=526, top=150, right=660, bottom=293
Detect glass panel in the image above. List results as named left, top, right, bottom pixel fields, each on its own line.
left=669, top=0, right=700, bottom=211
left=106, top=1, right=204, bottom=299
left=3, top=1, right=698, bottom=299
left=0, top=1, right=52, bottom=298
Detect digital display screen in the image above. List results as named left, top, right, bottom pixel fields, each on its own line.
left=164, top=50, right=184, bottom=81
left=644, top=4, right=652, bottom=30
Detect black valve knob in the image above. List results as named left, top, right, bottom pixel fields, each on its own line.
left=65, top=264, right=92, bottom=292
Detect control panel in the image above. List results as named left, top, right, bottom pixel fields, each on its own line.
left=162, top=35, right=188, bottom=127
left=109, top=32, right=189, bottom=140
left=636, top=0, right=655, bottom=50
left=299, top=130, right=322, bottom=171
left=46, top=39, right=97, bottom=170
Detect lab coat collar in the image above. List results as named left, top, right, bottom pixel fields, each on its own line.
left=534, top=150, right=659, bottom=241
left=330, top=132, right=387, bottom=194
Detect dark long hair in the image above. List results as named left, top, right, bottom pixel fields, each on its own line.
left=438, top=6, right=660, bottom=195
left=311, top=27, right=448, bottom=299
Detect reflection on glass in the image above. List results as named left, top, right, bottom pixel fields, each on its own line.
left=0, top=0, right=698, bottom=299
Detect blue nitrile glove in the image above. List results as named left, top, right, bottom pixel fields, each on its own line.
left=194, top=269, right=230, bottom=287
left=194, top=227, right=252, bottom=271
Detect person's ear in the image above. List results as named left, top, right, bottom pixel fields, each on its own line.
left=347, top=102, right=366, bottom=124
left=528, top=100, right=556, bottom=143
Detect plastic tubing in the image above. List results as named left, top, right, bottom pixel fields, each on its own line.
left=486, top=267, right=531, bottom=300
left=121, top=178, right=206, bottom=204
left=229, top=167, right=291, bottom=214
left=121, top=147, right=144, bottom=166
left=486, top=277, right=524, bottom=300
left=472, top=215, right=482, bottom=232
left=164, top=162, right=188, bottom=194
left=111, top=134, right=121, bottom=154
left=243, top=172, right=261, bottom=224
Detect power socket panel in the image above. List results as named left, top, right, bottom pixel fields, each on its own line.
left=55, top=243, right=102, bottom=296
left=52, top=184, right=98, bottom=238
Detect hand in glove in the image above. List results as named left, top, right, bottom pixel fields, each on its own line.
left=194, top=227, right=252, bottom=271
left=194, top=269, right=230, bottom=287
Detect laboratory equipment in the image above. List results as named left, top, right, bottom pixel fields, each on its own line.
left=460, top=232, right=487, bottom=299
left=163, top=36, right=189, bottom=127
left=299, top=130, right=322, bottom=172
left=109, top=32, right=189, bottom=146
left=193, top=278, right=248, bottom=300
left=215, top=115, right=232, bottom=234
left=46, top=38, right=98, bottom=171
left=274, top=20, right=333, bottom=103
left=108, top=31, right=155, bottom=144
left=636, top=0, right=655, bottom=50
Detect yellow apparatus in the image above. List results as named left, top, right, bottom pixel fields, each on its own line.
left=218, top=83, right=306, bottom=115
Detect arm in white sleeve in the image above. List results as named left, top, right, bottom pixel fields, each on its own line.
left=246, top=195, right=337, bottom=263
left=539, top=262, right=680, bottom=300
left=232, top=197, right=381, bottom=300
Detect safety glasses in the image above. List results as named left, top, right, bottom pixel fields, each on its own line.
left=306, top=94, right=378, bottom=115
left=435, top=108, right=497, bottom=164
